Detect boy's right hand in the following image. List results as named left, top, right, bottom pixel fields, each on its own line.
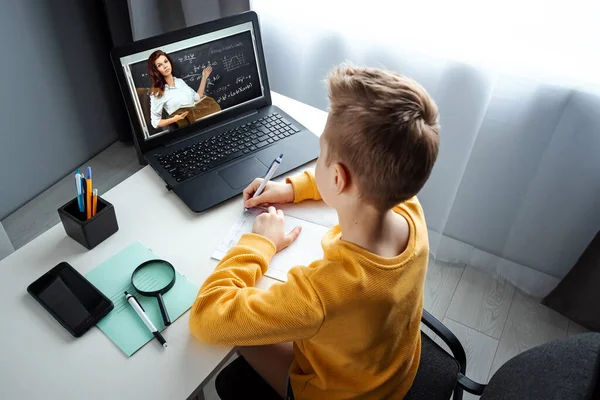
left=243, top=179, right=294, bottom=209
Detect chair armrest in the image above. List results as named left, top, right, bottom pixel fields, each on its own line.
left=421, top=310, right=486, bottom=396
left=458, top=373, right=486, bottom=395
left=421, top=310, right=467, bottom=373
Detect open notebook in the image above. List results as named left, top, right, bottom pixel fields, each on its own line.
left=178, top=96, right=208, bottom=110
left=212, top=201, right=337, bottom=281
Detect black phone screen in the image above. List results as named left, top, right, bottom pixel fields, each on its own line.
left=28, top=262, right=113, bottom=336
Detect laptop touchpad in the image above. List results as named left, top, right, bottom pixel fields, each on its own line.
left=218, top=157, right=267, bottom=189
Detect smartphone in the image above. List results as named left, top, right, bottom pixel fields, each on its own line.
left=27, top=262, right=114, bottom=337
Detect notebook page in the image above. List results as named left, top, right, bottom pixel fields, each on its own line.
left=212, top=208, right=330, bottom=281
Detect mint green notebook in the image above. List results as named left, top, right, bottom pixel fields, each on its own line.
left=86, top=242, right=199, bottom=357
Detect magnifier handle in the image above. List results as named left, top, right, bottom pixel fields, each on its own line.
left=157, top=293, right=171, bottom=326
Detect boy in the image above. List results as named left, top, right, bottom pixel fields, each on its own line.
left=189, top=64, right=440, bottom=399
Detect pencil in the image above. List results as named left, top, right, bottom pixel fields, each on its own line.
left=86, top=180, right=92, bottom=219
left=92, top=189, right=98, bottom=217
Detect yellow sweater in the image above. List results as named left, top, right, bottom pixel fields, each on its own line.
left=189, top=171, right=429, bottom=399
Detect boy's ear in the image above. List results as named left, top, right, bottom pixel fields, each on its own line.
left=333, top=162, right=351, bottom=194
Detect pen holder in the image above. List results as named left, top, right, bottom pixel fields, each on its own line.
left=58, top=196, right=119, bottom=250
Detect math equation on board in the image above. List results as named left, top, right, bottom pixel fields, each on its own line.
left=209, top=41, right=243, bottom=56
left=217, top=82, right=253, bottom=104
left=178, top=53, right=196, bottom=63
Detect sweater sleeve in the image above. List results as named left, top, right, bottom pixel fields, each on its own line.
left=189, top=233, right=324, bottom=346
left=286, top=170, right=322, bottom=203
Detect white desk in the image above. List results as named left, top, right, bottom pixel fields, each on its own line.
left=0, top=92, right=327, bottom=400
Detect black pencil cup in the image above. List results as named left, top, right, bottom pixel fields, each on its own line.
left=58, top=197, right=119, bottom=250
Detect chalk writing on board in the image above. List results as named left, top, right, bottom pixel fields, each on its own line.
left=222, top=53, right=248, bottom=72
left=181, top=73, right=221, bottom=84
left=181, top=73, right=201, bottom=82
left=192, top=61, right=218, bottom=73
left=209, top=41, right=243, bottom=55
left=235, top=75, right=252, bottom=84
left=217, top=82, right=253, bottom=103
left=212, top=84, right=231, bottom=94
left=206, top=74, right=221, bottom=87
left=178, top=53, right=196, bottom=63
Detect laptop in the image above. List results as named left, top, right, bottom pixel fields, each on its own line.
left=111, top=12, right=319, bottom=212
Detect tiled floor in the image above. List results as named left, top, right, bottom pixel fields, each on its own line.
left=2, top=143, right=592, bottom=400
left=423, top=258, right=588, bottom=399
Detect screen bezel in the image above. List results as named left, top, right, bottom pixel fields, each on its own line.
left=110, top=11, right=271, bottom=154
left=27, top=262, right=114, bottom=337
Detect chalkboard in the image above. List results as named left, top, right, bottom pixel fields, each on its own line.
left=129, top=31, right=262, bottom=112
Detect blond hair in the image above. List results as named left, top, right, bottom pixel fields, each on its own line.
left=325, top=64, right=440, bottom=209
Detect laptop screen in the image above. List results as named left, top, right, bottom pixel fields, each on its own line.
left=119, top=21, right=264, bottom=141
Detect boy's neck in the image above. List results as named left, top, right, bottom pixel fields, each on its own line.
left=337, top=201, right=409, bottom=258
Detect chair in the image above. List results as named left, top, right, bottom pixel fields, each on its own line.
left=407, top=310, right=600, bottom=400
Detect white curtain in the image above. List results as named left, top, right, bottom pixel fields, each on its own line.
left=252, top=0, right=600, bottom=296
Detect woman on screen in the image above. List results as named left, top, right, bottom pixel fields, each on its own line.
left=147, top=50, right=219, bottom=129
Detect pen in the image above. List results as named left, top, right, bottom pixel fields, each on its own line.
left=81, top=176, right=87, bottom=206
left=253, top=154, right=283, bottom=200
left=92, top=189, right=98, bottom=217
left=124, top=291, right=167, bottom=348
left=86, top=167, right=92, bottom=219
left=75, top=170, right=84, bottom=213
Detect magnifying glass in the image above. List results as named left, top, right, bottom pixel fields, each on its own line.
left=131, top=259, right=176, bottom=326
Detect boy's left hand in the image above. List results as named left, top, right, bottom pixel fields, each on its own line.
left=252, top=207, right=302, bottom=252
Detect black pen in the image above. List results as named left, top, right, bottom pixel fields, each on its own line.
left=124, top=291, right=167, bottom=348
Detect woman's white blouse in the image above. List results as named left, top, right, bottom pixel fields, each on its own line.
left=150, top=77, right=200, bottom=128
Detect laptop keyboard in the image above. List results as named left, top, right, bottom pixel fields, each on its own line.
left=157, top=112, right=301, bottom=183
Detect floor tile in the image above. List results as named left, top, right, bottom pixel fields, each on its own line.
left=424, top=257, right=465, bottom=320
left=567, top=319, right=590, bottom=336
left=436, top=318, right=498, bottom=386
left=489, top=290, right=568, bottom=378
left=446, top=265, right=515, bottom=339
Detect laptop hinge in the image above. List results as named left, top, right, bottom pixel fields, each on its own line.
left=165, top=109, right=260, bottom=148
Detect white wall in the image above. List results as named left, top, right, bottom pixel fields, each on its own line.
left=0, top=222, right=13, bottom=261
left=0, top=0, right=123, bottom=219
